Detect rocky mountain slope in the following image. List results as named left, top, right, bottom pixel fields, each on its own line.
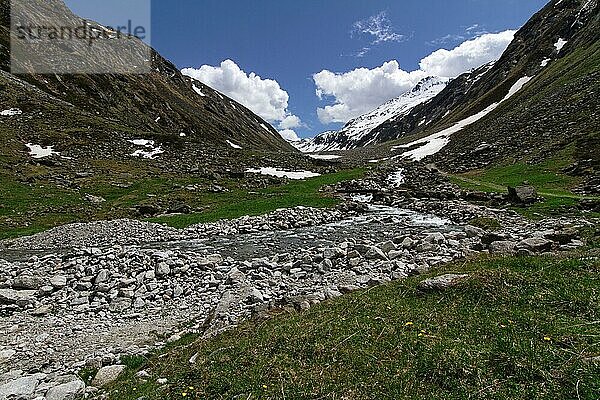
left=0, top=0, right=295, bottom=170
left=294, top=77, right=449, bottom=152
left=372, top=0, right=599, bottom=191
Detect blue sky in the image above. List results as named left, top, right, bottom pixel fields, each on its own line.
left=66, top=0, right=548, bottom=139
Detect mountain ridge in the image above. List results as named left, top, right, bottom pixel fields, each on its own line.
left=294, top=76, right=450, bottom=153
left=0, top=0, right=296, bottom=169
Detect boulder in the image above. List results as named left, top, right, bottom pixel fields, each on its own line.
left=49, top=275, right=67, bottom=289
left=508, top=185, right=538, bottom=204
left=517, top=238, right=554, bottom=252
left=365, top=246, right=388, bottom=261
left=0, top=374, right=45, bottom=399
left=45, top=379, right=85, bottom=400
left=91, top=365, right=126, bottom=387
left=489, top=241, right=517, bottom=254
left=417, top=274, right=469, bottom=292
left=12, top=275, right=45, bottom=290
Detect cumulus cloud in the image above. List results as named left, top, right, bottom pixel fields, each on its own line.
left=314, top=61, right=427, bottom=124
left=181, top=59, right=301, bottom=128
left=279, top=115, right=302, bottom=129
left=279, top=129, right=301, bottom=142
left=315, top=30, right=515, bottom=124
left=420, top=30, right=515, bottom=77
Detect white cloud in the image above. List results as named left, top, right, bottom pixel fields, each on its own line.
left=353, top=12, right=406, bottom=45
left=315, top=30, right=515, bottom=124
left=279, top=129, right=301, bottom=142
left=314, top=61, right=428, bottom=124
left=181, top=59, right=301, bottom=127
left=279, top=115, right=302, bottom=129
left=420, top=30, right=515, bottom=77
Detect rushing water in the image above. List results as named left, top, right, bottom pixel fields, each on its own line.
left=0, top=206, right=456, bottom=263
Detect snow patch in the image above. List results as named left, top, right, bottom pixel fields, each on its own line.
left=179, top=133, right=186, bottom=137
left=392, top=76, right=532, bottom=161
left=25, top=143, right=59, bottom=159
left=1, top=108, right=22, bottom=116
left=502, top=76, right=532, bottom=101
left=554, top=38, right=567, bottom=52
left=260, top=123, right=272, bottom=133
left=128, top=139, right=154, bottom=147
left=192, top=84, right=206, bottom=97
left=308, top=154, right=341, bottom=160
left=226, top=140, right=242, bottom=149
left=245, top=167, right=321, bottom=180
left=129, top=139, right=164, bottom=159
left=131, top=148, right=164, bottom=159
left=540, top=58, right=551, bottom=67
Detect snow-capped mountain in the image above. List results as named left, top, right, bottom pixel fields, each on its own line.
left=293, top=77, right=450, bottom=152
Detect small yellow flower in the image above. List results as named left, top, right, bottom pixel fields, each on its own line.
left=188, top=386, right=194, bottom=390
left=182, top=393, right=187, bottom=397
left=262, top=385, right=268, bottom=389
left=543, top=336, right=552, bottom=342
left=405, top=322, right=414, bottom=327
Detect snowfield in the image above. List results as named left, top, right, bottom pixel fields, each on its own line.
left=245, top=167, right=321, bottom=180
left=393, top=76, right=533, bottom=161
left=308, top=154, right=342, bottom=160
left=294, top=77, right=449, bottom=152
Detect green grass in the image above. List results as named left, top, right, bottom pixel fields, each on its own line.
left=106, top=254, right=600, bottom=400
left=447, top=151, right=599, bottom=218
left=0, top=169, right=365, bottom=239
left=149, top=169, right=365, bottom=228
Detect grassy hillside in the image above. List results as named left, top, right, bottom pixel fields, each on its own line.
left=104, top=253, right=600, bottom=400
left=0, top=168, right=364, bottom=240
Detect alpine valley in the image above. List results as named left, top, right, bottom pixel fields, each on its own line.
left=0, top=1, right=598, bottom=400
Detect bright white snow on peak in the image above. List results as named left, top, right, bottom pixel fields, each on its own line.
left=293, top=77, right=450, bottom=153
